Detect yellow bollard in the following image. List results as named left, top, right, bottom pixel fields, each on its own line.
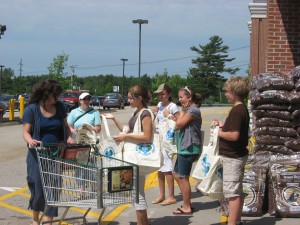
left=9, top=99, right=15, bottom=121
left=220, top=214, right=229, bottom=223
left=19, top=96, right=25, bottom=119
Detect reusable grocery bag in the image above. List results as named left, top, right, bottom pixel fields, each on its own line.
left=97, top=115, right=122, bottom=159
left=76, top=123, right=99, bottom=145
left=159, top=114, right=177, bottom=157
left=197, top=155, right=223, bottom=199
left=192, top=122, right=219, bottom=180
left=122, top=109, right=163, bottom=175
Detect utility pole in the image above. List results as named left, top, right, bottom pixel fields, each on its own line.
left=70, top=65, right=77, bottom=90
left=19, top=58, right=23, bottom=76
left=120, top=58, right=128, bottom=96
left=0, top=65, right=4, bottom=93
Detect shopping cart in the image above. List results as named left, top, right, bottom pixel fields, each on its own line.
left=36, top=143, right=139, bottom=225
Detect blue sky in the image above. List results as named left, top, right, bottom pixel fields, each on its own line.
left=0, top=0, right=251, bottom=78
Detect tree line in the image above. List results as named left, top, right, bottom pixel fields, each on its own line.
left=0, top=35, right=248, bottom=104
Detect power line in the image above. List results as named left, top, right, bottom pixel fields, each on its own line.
left=18, top=45, right=250, bottom=74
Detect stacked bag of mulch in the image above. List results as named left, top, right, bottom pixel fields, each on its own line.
left=247, top=67, right=300, bottom=217
left=242, top=152, right=270, bottom=216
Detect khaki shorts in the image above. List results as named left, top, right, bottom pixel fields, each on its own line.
left=221, top=155, right=248, bottom=199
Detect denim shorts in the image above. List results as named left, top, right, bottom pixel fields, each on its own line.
left=173, top=154, right=198, bottom=178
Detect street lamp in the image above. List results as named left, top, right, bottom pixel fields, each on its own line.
left=0, top=25, right=6, bottom=39
left=0, top=65, right=4, bottom=93
left=120, top=58, right=128, bottom=96
left=132, top=19, right=148, bottom=83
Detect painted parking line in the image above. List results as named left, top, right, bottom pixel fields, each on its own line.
left=0, top=172, right=159, bottom=224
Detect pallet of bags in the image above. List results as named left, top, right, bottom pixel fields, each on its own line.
left=269, top=154, right=300, bottom=217
left=242, top=152, right=271, bottom=216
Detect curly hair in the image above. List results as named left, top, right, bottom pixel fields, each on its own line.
left=29, top=79, right=62, bottom=104
left=223, top=76, right=249, bottom=100
left=128, top=84, right=151, bottom=107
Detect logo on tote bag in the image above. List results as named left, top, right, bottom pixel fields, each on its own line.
left=201, top=153, right=211, bottom=175
left=103, top=146, right=116, bottom=157
left=136, top=144, right=155, bottom=155
left=166, top=129, right=175, bottom=140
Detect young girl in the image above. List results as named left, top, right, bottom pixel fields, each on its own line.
left=173, top=86, right=202, bottom=215
left=151, top=83, right=179, bottom=206
left=104, top=84, right=152, bottom=225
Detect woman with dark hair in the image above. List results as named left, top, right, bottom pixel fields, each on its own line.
left=104, top=84, right=153, bottom=225
left=173, top=86, right=202, bottom=215
left=151, top=83, right=179, bottom=206
left=22, top=79, right=75, bottom=225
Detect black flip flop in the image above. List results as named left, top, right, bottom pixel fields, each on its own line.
left=173, top=208, right=193, bottom=215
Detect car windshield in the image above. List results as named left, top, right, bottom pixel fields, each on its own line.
left=0, top=95, right=14, bottom=101
left=105, top=94, right=118, bottom=99
left=63, top=93, right=78, bottom=98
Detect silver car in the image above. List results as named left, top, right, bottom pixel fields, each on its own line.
left=103, top=93, right=125, bottom=110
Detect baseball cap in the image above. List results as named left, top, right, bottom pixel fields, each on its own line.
left=153, top=83, right=166, bottom=94
left=79, top=92, right=91, bottom=100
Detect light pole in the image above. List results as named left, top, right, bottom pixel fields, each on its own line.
left=132, top=19, right=148, bottom=83
left=120, top=58, right=128, bottom=96
left=0, top=65, right=4, bottom=93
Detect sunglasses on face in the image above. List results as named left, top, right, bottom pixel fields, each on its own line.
left=82, top=97, right=91, bottom=101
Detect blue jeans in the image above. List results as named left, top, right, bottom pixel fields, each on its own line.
left=173, top=154, right=198, bottom=178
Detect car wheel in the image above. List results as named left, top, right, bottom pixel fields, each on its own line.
left=103, top=107, right=106, bottom=110
left=107, top=108, right=110, bottom=110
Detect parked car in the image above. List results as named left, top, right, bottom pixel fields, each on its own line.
left=90, top=96, right=100, bottom=107
left=98, top=96, right=105, bottom=106
left=123, top=96, right=130, bottom=106
left=0, top=101, right=6, bottom=118
left=15, top=93, right=30, bottom=111
left=61, top=91, right=82, bottom=108
left=0, top=94, right=15, bottom=111
left=103, top=93, right=125, bottom=110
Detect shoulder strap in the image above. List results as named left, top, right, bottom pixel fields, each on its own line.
left=74, top=108, right=94, bottom=124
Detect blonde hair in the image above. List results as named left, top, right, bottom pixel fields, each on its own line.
left=224, top=76, right=249, bottom=100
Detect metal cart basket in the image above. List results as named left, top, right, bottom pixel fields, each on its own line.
left=36, top=144, right=139, bottom=225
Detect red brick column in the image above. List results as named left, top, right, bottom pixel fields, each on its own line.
left=267, top=0, right=300, bottom=72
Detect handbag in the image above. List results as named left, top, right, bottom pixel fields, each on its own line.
left=122, top=108, right=163, bottom=175
left=97, top=115, right=122, bottom=159
left=192, top=122, right=219, bottom=180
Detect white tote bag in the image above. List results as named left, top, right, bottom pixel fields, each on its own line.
left=76, top=123, right=98, bottom=145
left=97, top=115, right=122, bottom=159
left=197, top=156, right=223, bottom=199
left=122, top=109, right=163, bottom=175
left=160, top=115, right=177, bottom=157
left=192, top=122, right=219, bottom=180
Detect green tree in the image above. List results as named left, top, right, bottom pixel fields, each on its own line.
left=188, top=35, right=239, bottom=100
left=1, top=68, right=14, bottom=93
left=47, top=52, right=69, bottom=89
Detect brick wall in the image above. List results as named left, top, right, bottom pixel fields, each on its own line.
left=267, top=0, right=300, bottom=72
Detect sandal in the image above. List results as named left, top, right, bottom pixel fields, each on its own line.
left=173, top=208, right=193, bottom=215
